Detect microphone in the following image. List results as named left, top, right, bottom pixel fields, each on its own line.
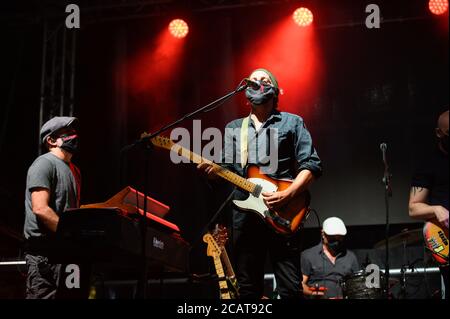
left=243, top=78, right=261, bottom=90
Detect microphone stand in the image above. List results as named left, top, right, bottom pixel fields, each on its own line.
left=194, top=187, right=237, bottom=247
left=380, top=143, right=392, bottom=299
left=121, top=80, right=249, bottom=299
left=399, top=238, right=408, bottom=299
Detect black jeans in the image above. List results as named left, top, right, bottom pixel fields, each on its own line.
left=25, top=253, right=91, bottom=299
left=232, top=211, right=304, bottom=299
left=25, top=254, right=61, bottom=299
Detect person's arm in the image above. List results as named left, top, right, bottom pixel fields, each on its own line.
left=300, top=253, right=324, bottom=297
left=263, top=117, right=321, bottom=209
left=288, top=169, right=315, bottom=196
left=263, top=169, right=314, bottom=209
left=292, top=116, right=322, bottom=178
left=31, top=187, right=59, bottom=233
left=302, top=274, right=324, bottom=297
left=408, top=186, right=449, bottom=227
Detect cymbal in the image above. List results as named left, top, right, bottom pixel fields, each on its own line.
left=374, top=228, right=423, bottom=249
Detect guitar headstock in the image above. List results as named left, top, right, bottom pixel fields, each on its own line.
left=212, top=224, right=229, bottom=248
left=203, top=233, right=222, bottom=258
left=141, top=134, right=175, bottom=151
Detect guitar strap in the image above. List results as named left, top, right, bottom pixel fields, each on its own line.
left=240, top=114, right=251, bottom=169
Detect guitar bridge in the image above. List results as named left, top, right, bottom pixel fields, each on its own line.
left=264, top=210, right=291, bottom=228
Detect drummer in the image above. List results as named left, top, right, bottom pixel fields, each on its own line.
left=301, top=217, right=360, bottom=298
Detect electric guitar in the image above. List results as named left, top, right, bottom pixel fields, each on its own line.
left=147, top=134, right=310, bottom=236
left=203, top=232, right=232, bottom=299
left=423, top=219, right=449, bottom=266
left=211, top=224, right=239, bottom=299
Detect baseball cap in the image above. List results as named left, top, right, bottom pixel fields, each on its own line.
left=40, top=116, right=78, bottom=144
left=322, top=217, right=347, bottom=236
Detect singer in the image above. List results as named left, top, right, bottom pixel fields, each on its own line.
left=197, top=68, right=322, bottom=298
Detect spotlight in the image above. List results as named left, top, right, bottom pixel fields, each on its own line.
left=293, top=7, right=314, bottom=27
left=169, top=19, right=189, bottom=38
left=429, top=0, right=448, bottom=15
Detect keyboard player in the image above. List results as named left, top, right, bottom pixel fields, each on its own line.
left=23, top=116, right=89, bottom=299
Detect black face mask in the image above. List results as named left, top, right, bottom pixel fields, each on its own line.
left=60, top=134, right=80, bottom=154
left=327, top=239, right=345, bottom=256
left=245, top=81, right=277, bottom=106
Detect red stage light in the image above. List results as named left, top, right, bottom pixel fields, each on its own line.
left=293, top=7, right=314, bottom=27
left=429, top=0, right=449, bottom=15
left=169, top=19, right=189, bottom=38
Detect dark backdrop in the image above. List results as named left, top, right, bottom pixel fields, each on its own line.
left=0, top=0, right=448, bottom=275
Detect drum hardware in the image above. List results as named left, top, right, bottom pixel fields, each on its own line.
left=373, top=228, right=422, bottom=250
left=374, top=228, right=423, bottom=298
left=398, top=229, right=422, bottom=299
left=398, top=258, right=423, bottom=299
left=341, top=270, right=385, bottom=299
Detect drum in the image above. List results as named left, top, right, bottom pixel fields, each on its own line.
left=341, top=270, right=385, bottom=299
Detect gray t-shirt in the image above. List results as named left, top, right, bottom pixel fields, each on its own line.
left=24, top=152, right=81, bottom=239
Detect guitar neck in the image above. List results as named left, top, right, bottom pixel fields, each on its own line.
left=212, top=255, right=231, bottom=299
left=220, top=248, right=236, bottom=278
left=212, top=255, right=226, bottom=278
left=171, top=143, right=256, bottom=193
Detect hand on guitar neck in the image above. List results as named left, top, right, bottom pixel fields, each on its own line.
left=197, top=162, right=221, bottom=181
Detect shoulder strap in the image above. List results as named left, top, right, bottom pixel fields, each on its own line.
left=240, top=115, right=251, bottom=168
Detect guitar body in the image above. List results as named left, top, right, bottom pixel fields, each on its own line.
left=423, top=220, right=449, bottom=265
left=232, top=165, right=310, bottom=236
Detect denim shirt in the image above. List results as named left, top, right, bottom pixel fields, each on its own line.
left=220, top=110, right=322, bottom=180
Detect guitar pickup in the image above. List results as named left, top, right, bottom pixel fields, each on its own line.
left=252, top=184, right=263, bottom=197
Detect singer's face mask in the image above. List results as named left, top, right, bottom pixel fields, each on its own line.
left=245, top=81, right=277, bottom=106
